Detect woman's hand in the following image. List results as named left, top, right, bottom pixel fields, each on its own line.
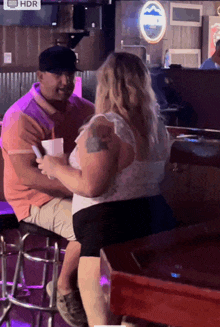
left=36, top=154, right=67, bottom=179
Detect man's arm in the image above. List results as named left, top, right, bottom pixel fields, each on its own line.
left=10, top=153, right=72, bottom=198
left=2, top=110, right=72, bottom=197
left=38, top=116, right=120, bottom=198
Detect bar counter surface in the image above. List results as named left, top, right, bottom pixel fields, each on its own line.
left=100, top=127, right=220, bottom=327
left=100, top=218, right=220, bottom=327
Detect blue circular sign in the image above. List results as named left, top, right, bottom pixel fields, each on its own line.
left=139, top=1, right=166, bottom=44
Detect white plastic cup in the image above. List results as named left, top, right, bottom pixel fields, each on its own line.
left=41, top=138, right=64, bottom=157
left=41, top=138, right=64, bottom=179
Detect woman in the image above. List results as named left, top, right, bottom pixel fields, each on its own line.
left=37, top=52, right=176, bottom=326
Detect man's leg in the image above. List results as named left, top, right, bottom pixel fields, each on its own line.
left=24, top=198, right=78, bottom=290
left=24, top=198, right=86, bottom=326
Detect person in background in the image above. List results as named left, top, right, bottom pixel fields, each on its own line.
left=200, top=39, right=220, bottom=69
left=37, top=52, right=176, bottom=326
left=164, top=49, right=171, bottom=69
left=1, top=46, right=94, bottom=327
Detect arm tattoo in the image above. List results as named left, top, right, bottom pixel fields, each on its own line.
left=86, top=124, right=112, bottom=153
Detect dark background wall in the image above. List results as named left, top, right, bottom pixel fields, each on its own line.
left=115, top=0, right=220, bottom=67
left=0, top=0, right=220, bottom=118
left=0, top=3, right=115, bottom=72
left=0, top=1, right=220, bottom=71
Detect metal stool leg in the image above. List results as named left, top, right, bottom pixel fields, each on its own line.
left=17, top=263, right=31, bottom=297
left=0, top=236, right=11, bottom=326
left=8, top=231, right=62, bottom=327
left=48, top=242, right=60, bottom=327
left=10, top=234, right=26, bottom=300
left=41, top=237, right=51, bottom=289
left=47, top=241, right=59, bottom=327
left=1, top=236, right=8, bottom=300
left=36, top=236, right=52, bottom=327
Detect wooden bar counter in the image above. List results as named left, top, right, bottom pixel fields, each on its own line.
left=100, top=126, right=220, bottom=327
left=100, top=219, right=220, bottom=327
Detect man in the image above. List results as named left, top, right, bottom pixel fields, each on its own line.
left=1, top=46, right=94, bottom=326
left=200, top=39, right=220, bottom=69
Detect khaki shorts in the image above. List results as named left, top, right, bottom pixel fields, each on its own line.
left=24, top=198, right=75, bottom=241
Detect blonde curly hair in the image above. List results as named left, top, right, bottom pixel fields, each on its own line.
left=95, top=52, right=160, bottom=149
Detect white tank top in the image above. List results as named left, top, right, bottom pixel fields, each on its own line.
left=69, top=112, right=169, bottom=216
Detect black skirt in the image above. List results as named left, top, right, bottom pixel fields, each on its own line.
left=73, top=195, right=176, bottom=257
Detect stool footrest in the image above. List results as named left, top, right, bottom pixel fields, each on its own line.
left=22, top=245, right=62, bottom=264
left=9, top=296, right=57, bottom=312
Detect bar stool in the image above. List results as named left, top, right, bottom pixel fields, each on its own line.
left=4, top=221, right=66, bottom=327
left=0, top=203, right=20, bottom=326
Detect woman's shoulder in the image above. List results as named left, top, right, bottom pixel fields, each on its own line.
left=76, top=114, right=118, bottom=150
left=84, top=112, right=127, bottom=137
left=89, top=112, right=124, bottom=124
left=87, top=115, right=115, bottom=139
left=76, top=112, right=133, bottom=148
left=90, top=114, right=114, bottom=126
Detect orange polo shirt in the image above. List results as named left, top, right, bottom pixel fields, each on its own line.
left=1, top=83, right=94, bottom=220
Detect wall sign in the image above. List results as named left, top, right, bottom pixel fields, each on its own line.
left=139, top=1, right=166, bottom=44
left=210, top=23, right=220, bottom=57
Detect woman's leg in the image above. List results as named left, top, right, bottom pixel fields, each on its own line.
left=78, top=256, right=122, bottom=326
left=57, top=240, right=80, bottom=293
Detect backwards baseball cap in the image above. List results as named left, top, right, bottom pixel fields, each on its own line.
left=39, top=46, right=81, bottom=73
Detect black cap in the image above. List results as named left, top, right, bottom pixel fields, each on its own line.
left=39, top=46, right=81, bottom=73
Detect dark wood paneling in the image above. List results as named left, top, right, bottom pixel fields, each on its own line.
left=0, top=26, right=3, bottom=66
left=75, top=30, right=110, bottom=71
left=0, top=5, right=74, bottom=70
left=39, top=27, right=55, bottom=53
left=3, top=26, right=15, bottom=67
left=15, top=26, right=28, bottom=68
left=27, top=27, right=39, bottom=67
left=161, top=163, right=220, bottom=226
left=0, top=26, right=56, bottom=71
left=0, top=3, right=115, bottom=71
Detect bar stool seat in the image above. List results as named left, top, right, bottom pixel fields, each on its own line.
left=19, top=220, right=64, bottom=239
left=0, top=201, right=18, bottom=230
left=6, top=221, right=65, bottom=327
